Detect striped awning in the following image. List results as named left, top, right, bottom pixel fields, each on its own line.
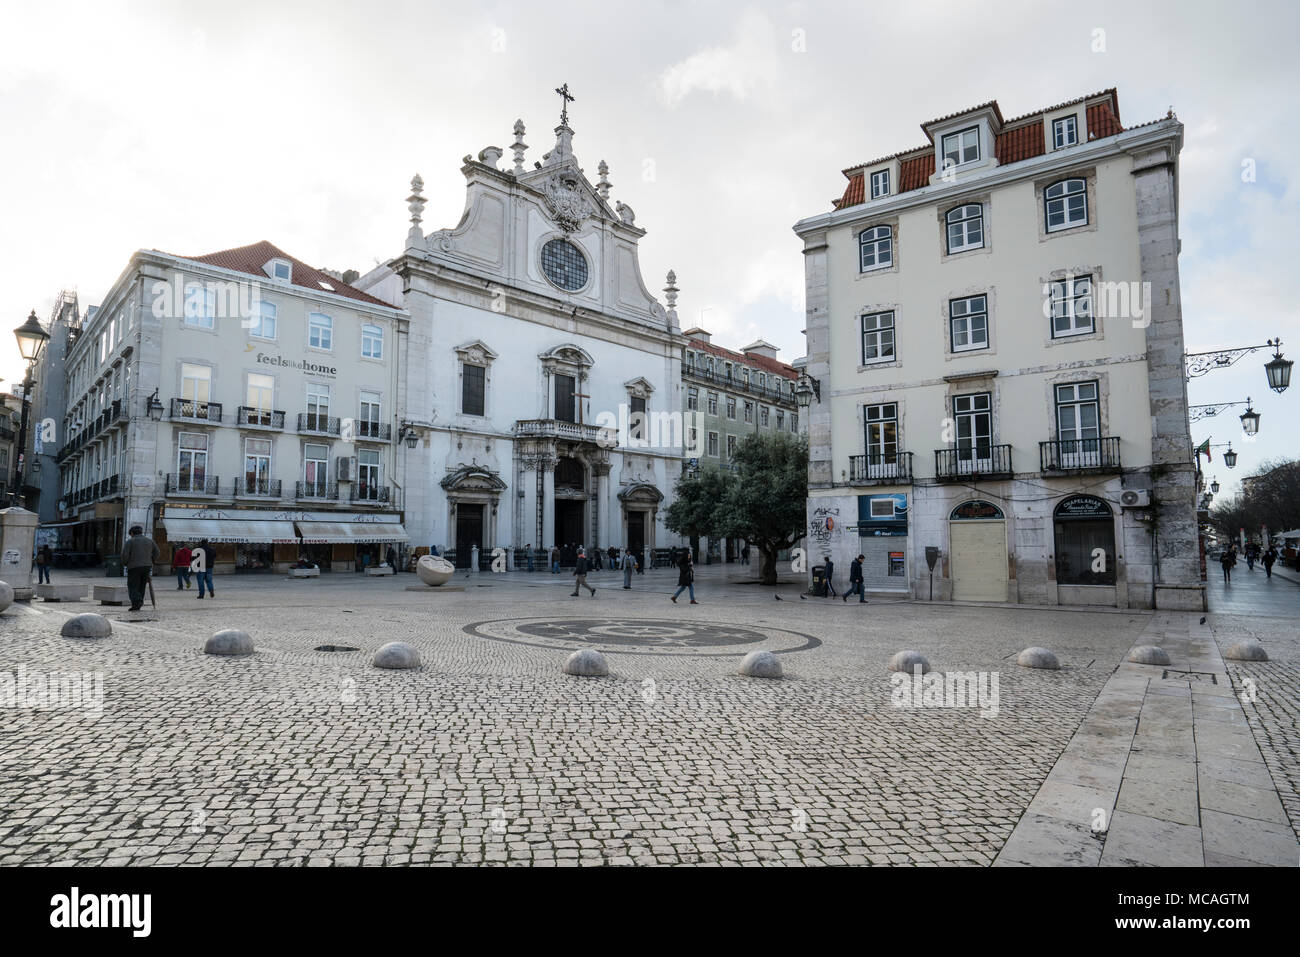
left=295, top=521, right=408, bottom=544
left=162, top=518, right=299, bottom=544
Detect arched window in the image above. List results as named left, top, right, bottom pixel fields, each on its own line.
left=1045, top=178, right=1087, bottom=232
left=945, top=203, right=984, bottom=253
left=1053, top=495, right=1115, bottom=585
left=858, top=225, right=893, bottom=271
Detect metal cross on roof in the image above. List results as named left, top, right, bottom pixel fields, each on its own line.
left=555, top=83, right=574, bottom=125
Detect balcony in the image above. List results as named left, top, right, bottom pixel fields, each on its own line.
left=111, top=398, right=128, bottom=426
left=350, top=484, right=400, bottom=508
left=934, top=444, right=1014, bottom=482
left=297, top=412, right=341, bottom=436
left=683, top=366, right=796, bottom=406
left=165, top=474, right=220, bottom=496
left=355, top=420, right=392, bottom=441
left=296, top=480, right=338, bottom=501
left=234, top=477, right=283, bottom=498
left=514, top=418, right=616, bottom=445
left=1040, top=437, right=1123, bottom=475
left=172, top=398, right=223, bottom=423
left=849, top=451, right=913, bottom=484
left=238, top=406, right=285, bottom=430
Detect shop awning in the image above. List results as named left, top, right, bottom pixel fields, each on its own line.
left=162, top=517, right=299, bottom=544
left=295, top=521, right=409, bottom=544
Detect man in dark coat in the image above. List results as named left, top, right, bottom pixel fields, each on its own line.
left=843, top=554, right=867, bottom=603
left=670, top=550, right=696, bottom=604
left=121, top=525, right=159, bottom=611
left=571, top=549, right=596, bottom=597
left=823, top=556, right=838, bottom=598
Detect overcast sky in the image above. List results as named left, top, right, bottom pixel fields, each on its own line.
left=1, top=0, right=1296, bottom=498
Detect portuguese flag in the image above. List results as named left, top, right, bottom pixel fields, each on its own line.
left=1195, top=438, right=1211, bottom=462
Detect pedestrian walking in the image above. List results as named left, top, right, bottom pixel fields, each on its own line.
left=192, top=539, right=216, bottom=598
left=172, top=543, right=193, bottom=589
left=843, top=554, right=868, bottom=603
left=551, top=545, right=561, bottom=574
left=670, top=550, right=697, bottom=604
left=741, top=543, right=750, bottom=566
left=637, top=547, right=645, bottom=574
left=121, top=525, right=159, bottom=612
left=823, top=555, right=838, bottom=598
left=525, top=543, right=535, bottom=572
left=623, top=549, right=635, bottom=588
left=571, top=549, right=597, bottom=597
left=1220, top=548, right=1235, bottom=584
left=386, top=545, right=398, bottom=570
left=35, top=544, right=52, bottom=584
left=1263, top=547, right=1277, bottom=579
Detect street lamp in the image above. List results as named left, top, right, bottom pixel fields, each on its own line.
left=1239, top=398, right=1260, bottom=436
left=794, top=371, right=820, bottom=409
left=1264, top=340, right=1293, bottom=394
left=1223, top=444, right=1238, bottom=469
left=1210, top=478, right=1220, bottom=495
left=10, top=310, right=50, bottom=507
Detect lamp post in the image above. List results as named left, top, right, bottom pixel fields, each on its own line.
left=1185, top=338, right=1293, bottom=393
left=1210, top=478, right=1220, bottom=495
left=10, top=310, right=50, bottom=507
left=794, top=371, right=819, bottom=410
left=1188, top=398, right=1260, bottom=434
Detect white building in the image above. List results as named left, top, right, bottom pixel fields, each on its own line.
left=51, top=242, right=411, bottom=573
left=356, top=98, right=687, bottom=567
left=794, top=90, right=1204, bottom=610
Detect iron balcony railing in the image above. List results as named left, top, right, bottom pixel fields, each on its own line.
left=934, top=444, right=1014, bottom=481
left=296, top=480, right=338, bottom=501
left=165, top=473, right=220, bottom=495
left=354, top=420, right=391, bottom=441
left=172, top=398, right=223, bottom=423
left=238, top=407, right=286, bottom=430
left=350, top=484, right=395, bottom=505
left=682, top=366, right=797, bottom=405
left=297, top=412, right=341, bottom=435
left=849, top=451, right=913, bottom=484
left=1039, top=437, right=1123, bottom=473
left=234, top=477, right=282, bottom=497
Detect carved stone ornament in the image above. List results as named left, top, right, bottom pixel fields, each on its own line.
left=542, top=170, right=593, bottom=232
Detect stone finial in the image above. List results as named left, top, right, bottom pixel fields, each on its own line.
left=614, top=200, right=635, bottom=225
left=478, top=146, right=503, bottom=169
left=407, top=174, right=426, bottom=243
left=596, top=159, right=612, bottom=200
left=511, top=119, right=528, bottom=174
left=663, top=270, right=679, bottom=309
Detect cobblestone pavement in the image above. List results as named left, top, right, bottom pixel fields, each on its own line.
left=0, top=563, right=1289, bottom=866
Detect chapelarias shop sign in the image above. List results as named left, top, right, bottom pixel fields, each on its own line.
left=256, top=352, right=337, bottom=377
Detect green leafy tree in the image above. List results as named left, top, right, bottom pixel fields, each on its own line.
left=719, top=433, right=809, bottom=584
left=664, top=466, right=736, bottom=559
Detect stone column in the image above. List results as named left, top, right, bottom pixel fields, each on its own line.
left=1134, top=136, right=1206, bottom=612
left=0, top=507, right=38, bottom=600
left=593, top=462, right=611, bottom=551
left=802, top=229, right=832, bottom=489
left=539, top=453, right=556, bottom=549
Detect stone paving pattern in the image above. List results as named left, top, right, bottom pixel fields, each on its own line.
left=0, top=562, right=1295, bottom=866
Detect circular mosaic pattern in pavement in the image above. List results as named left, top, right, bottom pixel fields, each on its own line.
left=464, top=617, right=822, bottom=658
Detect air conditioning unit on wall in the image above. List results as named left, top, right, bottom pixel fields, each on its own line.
left=1120, top=489, right=1151, bottom=508
left=336, top=456, right=357, bottom=482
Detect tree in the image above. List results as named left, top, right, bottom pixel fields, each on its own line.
left=1211, top=458, right=1300, bottom=543
left=664, top=466, right=736, bottom=559
left=721, top=433, right=808, bottom=584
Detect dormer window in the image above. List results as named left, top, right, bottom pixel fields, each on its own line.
left=265, top=258, right=292, bottom=282
left=941, top=127, right=980, bottom=169
left=870, top=169, right=890, bottom=199
left=1052, top=116, right=1078, bottom=150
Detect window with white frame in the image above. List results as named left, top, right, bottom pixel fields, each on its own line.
left=247, top=373, right=274, bottom=416
left=743, top=401, right=754, bottom=424
left=945, top=203, right=984, bottom=253
left=760, top=405, right=770, bottom=427
left=950, top=295, right=989, bottom=352
left=864, top=403, right=898, bottom=463
left=305, top=383, right=330, bottom=431
left=707, top=431, right=719, bottom=457
left=1049, top=275, right=1094, bottom=337
left=361, top=323, right=383, bottom=359
left=1055, top=381, right=1100, bottom=444
left=268, top=259, right=292, bottom=282
left=250, top=300, right=276, bottom=339
left=184, top=284, right=216, bottom=329
left=358, top=448, right=381, bottom=497
left=303, top=443, right=329, bottom=495
left=790, top=411, right=798, bottom=432
left=1045, top=178, right=1088, bottom=232
left=861, top=311, right=896, bottom=364
left=1052, top=115, right=1078, bottom=150
left=176, top=432, right=209, bottom=491
left=726, top=434, right=737, bottom=459
left=870, top=169, right=890, bottom=198
left=726, top=396, right=736, bottom=420
left=244, top=437, right=272, bottom=494
left=706, top=392, right=718, bottom=415
left=359, top=391, right=382, bottom=437
left=686, top=387, right=698, bottom=411
left=181, top=363, right=211, bottom=407
left=308, top=312, right=333, bottom=350
left=776, top=409, right=785, bottom=431
left=859, top=225, right=893, bottom=271
left=941, top=127, right=980, bottom=168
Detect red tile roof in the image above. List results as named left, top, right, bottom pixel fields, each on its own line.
left=688, top=338, right=799, bottom=380
left=833, top=91, right=1143, bottom=212
left=164, top=240, right=392, bottom=308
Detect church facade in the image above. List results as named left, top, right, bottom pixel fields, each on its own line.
left=357, top=98, right=688, bottom=566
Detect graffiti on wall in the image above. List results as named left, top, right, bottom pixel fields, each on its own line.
left=809, top=506, right=842, bottom=547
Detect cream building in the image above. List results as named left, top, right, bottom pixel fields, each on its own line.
left=52, top=242, right=411, bottom=573
left=356, top=96, right=687, bottom=567
left=794, top=90, right=1204, bottom=610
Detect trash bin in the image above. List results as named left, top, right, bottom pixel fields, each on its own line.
left=811, top=564, right=827, bottom=597
left=103, top=556, right=123, bottom=577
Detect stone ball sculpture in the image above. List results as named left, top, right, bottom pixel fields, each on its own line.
left=888, top=650, right=931, bottom=674
left=739, top=650, right=783, bottom=679
left=563, top=649, right=609, bottom=677
left=61, top=613, right=113, bottom=639
left=205, top=629, right=255, bottom=656
left=417, top=555, right=456, bottom=587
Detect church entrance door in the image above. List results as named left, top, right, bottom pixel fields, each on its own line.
left=555, top=500, right=585, bottom=553
left=455, top=504, right=484, bottom=568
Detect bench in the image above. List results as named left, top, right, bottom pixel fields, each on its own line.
left=289, top=567, right=321, bottom=578
left=36, top=583, right=88, bottom=602
left=365, top=565, right=395, bottom=576
left=92, top=583, right=131, bottom=606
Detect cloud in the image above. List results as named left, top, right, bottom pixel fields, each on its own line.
left=656, top=10, right=780, bottom=108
